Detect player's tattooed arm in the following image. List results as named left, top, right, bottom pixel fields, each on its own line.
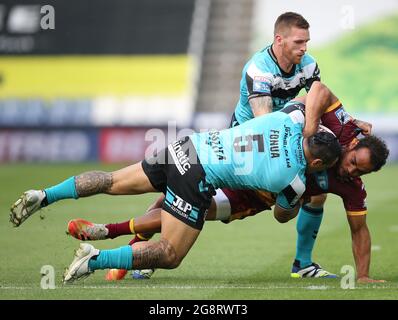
left=249, top=96, right=273, bottom=117
left=75, top=171, right=113, bottom=197
left=133, top=239, right=178, bottom=269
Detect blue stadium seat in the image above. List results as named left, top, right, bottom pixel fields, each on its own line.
left=48, top=99, right=93, bottom=126
left=19, top=100, right=46, bottom=126
left=48, top=99, right=75, bottom=126
left=0, top=100, right=21, bottom=126
left=69, top=100, right=92, bottom=126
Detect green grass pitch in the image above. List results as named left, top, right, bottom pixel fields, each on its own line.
left=0, top=163, right=397, bottom=300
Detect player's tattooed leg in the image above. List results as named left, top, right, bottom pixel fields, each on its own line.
left=132, top=239, right=179, bottom=269
left=75, top=171, right=113, bottom=197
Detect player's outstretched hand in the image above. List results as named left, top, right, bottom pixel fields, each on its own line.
left=353, top=119, right=372, bottom=136
left=357, top=276, right=386, bottom=283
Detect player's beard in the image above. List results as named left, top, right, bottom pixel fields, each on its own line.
left=282, top=44, right=302, bottom=65
left=336, top=160, right=353, bottom=182
left=291, top=51, right=304, bottom=64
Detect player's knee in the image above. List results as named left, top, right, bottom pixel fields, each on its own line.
left=166, top=256, right=183, bottom=269
left=274, top=211, right=291, bottom=223
left=159, top=239, right=181, bottom=269
left=309, top=194, right=327, bottom=208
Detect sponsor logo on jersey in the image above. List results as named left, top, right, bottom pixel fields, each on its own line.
left=294, top=136, right=305, bottom=166
left=283, top=125, right=292, bottom=168
left=206, top=130, right=226, bottom=160
left=253, top=76, right=271, bottom=93
left=253, top=76, right=268, bottom=82
left=168, top=140, right=191, bottom=175
left=335, top=107, right=351, bottom=125
left=273, top=97, right=291, bottom=110
left=314, top=170, right=329, bottom=190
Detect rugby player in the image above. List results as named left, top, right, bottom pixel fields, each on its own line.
left=93, top=10, right=330, bottom=279
left=67, top=11, right=371, bottom=281
left=231, top=11, right=346, bottom=279
left=10, top=108, right=341, bottom=283
left=233, top=11, right=335, bottom=279
left=66, top=92, right=388, bottom=283
left=232, top=12, right=322, bottom=133
left=205, top=11, right=378, bottom=280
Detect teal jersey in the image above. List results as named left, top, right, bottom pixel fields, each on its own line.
left=234, top=45, right=320, bottom=124
left=190, top=109, right=308, bottom=209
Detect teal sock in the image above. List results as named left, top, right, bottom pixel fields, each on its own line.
left=295, top=205, right=323, bottom=268
left=44, top=176, right=78, bottom=204
left=88, top=245, right=133, bottom=271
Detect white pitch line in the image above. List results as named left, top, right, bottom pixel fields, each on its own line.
left=1, top=284, right=397, bottom=291
left=305, top=285, right=329, bottom=290
left=0, top=284, right=325, bottom=290
left=0, top=286, right=32, bottom=290
left=77, top=285, right=333, bottom=290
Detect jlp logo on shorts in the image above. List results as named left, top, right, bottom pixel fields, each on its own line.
left=173, top=196, right=192, bottom=213
left=164, top=187, right=199, bottom=223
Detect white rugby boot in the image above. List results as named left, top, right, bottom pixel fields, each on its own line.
left=10, top=190, right=46, bottom=227
left=291, top=260, right=337, bottom=278
left=63, top=243, right=99, bottom=284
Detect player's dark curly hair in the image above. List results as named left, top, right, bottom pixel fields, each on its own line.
left=308, top=131, right=341, bottom=166
left=354, top=135, right=389, bottom=172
